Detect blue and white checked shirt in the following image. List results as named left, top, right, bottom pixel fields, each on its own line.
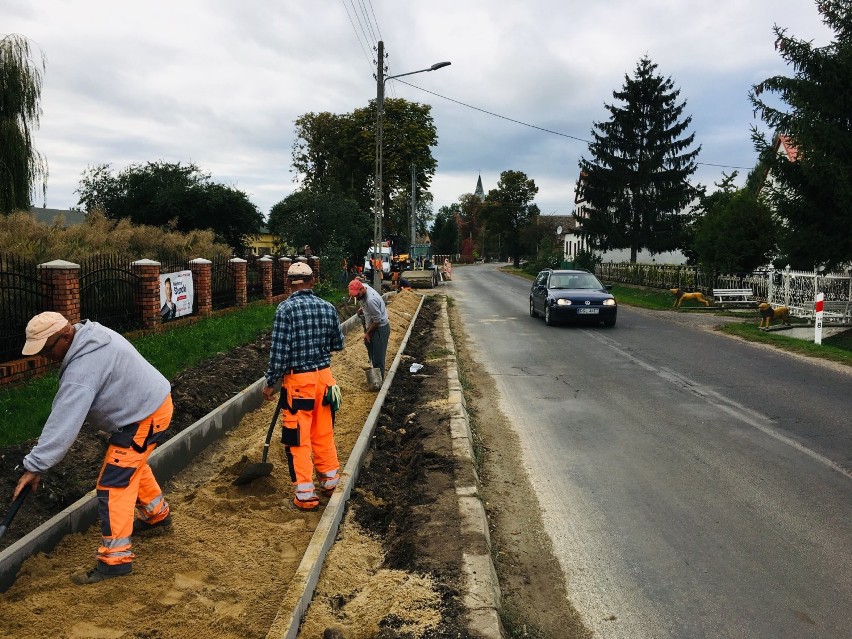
left=265, top=290, right=345, bottom=387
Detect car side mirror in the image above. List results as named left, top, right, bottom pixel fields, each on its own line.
left=605, top=284, right=613, bottom=292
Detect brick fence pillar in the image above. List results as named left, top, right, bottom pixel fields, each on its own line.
left=280, top=257, right=292, bottom=297
left=230, top=258, right=247, bottom=307
left=38, top=259, right=81, bottom=324
left=189, top=258, right=213, bottom=317
left=259, top=257, right=273, bottom=302
left=308, top=256, right=321, bottom=284
left=131, top=259, right=161, bottom=330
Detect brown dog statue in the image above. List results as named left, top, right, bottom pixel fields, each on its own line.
left=670, top=288, right=710, bottom=308
left=758, top=302, right=791, bottom=328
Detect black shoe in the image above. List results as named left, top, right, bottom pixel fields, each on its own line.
left=133, top=512, right=172, bottom=536
left=71, top=564, right=131, bottom=585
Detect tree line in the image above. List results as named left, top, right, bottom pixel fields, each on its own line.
left=2, top=0, right=850, bottom=274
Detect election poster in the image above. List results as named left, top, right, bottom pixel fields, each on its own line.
left=159, top=270, right=194, bottom=321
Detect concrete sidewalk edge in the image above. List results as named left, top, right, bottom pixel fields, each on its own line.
left=440, top=297, right=507, bottom=639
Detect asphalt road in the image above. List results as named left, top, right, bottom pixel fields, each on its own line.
left=451, top=263, right=852, bottom=639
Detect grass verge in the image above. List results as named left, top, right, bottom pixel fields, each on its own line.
left=0, top=301, right=277, bottom=446
left=718, top=322, right=852, bottom=367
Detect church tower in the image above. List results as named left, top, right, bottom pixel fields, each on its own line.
left=474, top=174, right=485, bottom=202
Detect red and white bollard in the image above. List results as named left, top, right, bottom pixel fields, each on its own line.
left=814, top=292, right=824, bottom=345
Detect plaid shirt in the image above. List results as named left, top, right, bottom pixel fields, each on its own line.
left=265, top=289, right=344, bottom=387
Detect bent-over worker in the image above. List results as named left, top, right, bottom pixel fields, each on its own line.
left=348, top=279, right=391, bottom=380
left=13, top=312, right=174, bottom=585
left=263, top=261, right=345, bottom=511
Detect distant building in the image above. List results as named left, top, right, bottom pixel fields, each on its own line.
left=246, top=225, right=278, bottom=256
left=474, top=174, right=485, bottom=202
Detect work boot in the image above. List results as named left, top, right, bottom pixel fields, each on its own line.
left=292, top=497, right=320, bottom=512
left=133, top=512, right=172, bottom=537
left=71, top=563, right=131, bottom=585
left=320, top=486, right=335, bottom=498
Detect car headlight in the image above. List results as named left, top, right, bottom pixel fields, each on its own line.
left=555, top=298, right=572, bottom=306
left=602, top=298, right=616, bottom=306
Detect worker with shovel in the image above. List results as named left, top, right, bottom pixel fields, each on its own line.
left=12, top=312, right=173, bottom=585
left=262, top=261, right=345, bottom=512
left=348, top=279, right=390, bottom=380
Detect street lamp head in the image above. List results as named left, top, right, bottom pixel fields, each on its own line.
left=430, top=61, right=451, bottom=71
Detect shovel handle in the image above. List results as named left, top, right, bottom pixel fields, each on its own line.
left=0, top=484, right=32, bottom=539
left=261, top=394, right=285, bottom=464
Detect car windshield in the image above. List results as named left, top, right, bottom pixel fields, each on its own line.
left=549, top=274, right=602, bottom=290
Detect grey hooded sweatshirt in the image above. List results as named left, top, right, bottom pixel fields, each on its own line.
left=23, top=321, right=171, bottom=474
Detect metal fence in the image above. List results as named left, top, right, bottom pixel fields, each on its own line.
left=246, top=256, right=264, bottom=302
left=0, top=254, right=51, bottom=363
left=272, top=258, right=284, bottom=296
left=211, top=255, right=236, bottom=310
left=79, top=255, right=143, bottom=333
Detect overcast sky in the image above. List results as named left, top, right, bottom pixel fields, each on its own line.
left=4, top=0, right=833, bottom=220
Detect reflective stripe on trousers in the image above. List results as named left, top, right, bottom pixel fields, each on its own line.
left=96, top=394, right=172, bottom=568
left=281, top=368, right=340, bottom=502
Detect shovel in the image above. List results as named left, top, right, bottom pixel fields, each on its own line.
left=233, top=395, right=284, bottom=486
left=0, top=484, right=32, bottom=540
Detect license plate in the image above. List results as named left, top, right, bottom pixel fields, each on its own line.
left=577, top=308, right=599, bottom=315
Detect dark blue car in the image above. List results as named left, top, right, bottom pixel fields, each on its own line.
left=529, top=269, right=617, bottom=327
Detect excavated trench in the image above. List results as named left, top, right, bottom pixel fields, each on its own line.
left=0, top=292, right=470, bottom=639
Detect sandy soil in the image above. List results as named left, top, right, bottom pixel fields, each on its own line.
left=0, top=292, right=428, bottom=639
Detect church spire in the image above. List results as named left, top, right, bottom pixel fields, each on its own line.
left=474, top=174, right=484, bottom=201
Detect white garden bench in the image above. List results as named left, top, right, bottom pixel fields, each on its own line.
left=713, top=288, right=758, bottom=307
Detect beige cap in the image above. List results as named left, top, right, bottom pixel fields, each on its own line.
left=287, top=261, right=313, bottom=283
left=22, top=312, right=69, bottom=356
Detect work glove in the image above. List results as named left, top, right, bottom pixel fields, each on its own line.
left=325, top=385, right=342, bottom=412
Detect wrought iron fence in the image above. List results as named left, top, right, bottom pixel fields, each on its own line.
left=272, top=257, right=284, bottom=296
left=246, top=256, right=264, bottom=302
left=79, top=255, right=142, bottom=333
left=0, top=254, right=51, bottom=363
left=211, top=256, right=236, bottom=310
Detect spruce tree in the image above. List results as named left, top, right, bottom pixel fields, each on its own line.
left=578, top=56, right=700, bottom=262
left=750, top=0, right=852, bottom=270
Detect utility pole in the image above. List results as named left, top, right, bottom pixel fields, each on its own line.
left=373, top=40, right=385, bottom=291
left=411, top=163, right=416, bottom=266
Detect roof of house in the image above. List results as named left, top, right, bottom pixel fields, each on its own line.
left=30, top=207, right=86, bottom=226
left=540, top=214, right=579, bottom=234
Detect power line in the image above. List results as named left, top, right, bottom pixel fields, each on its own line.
left=340, top=0, right=374, bottom=74
left=395, top=78, right=752, bottom=171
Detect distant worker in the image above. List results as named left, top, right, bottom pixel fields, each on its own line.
left=14, top=312, right=174, bottom=585
left=348, top=278, right=391, bottom=380
left=263, top=262, right=344, bottom=512
left=397, top=277, right=412, bottom=292
left=303, top=245, right=313, bottom=258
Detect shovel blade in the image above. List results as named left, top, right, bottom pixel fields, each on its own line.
left=232, top=462, right=274, bottom=486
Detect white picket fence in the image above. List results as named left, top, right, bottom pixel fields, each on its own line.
left=595, top=263, right=852, bottom=323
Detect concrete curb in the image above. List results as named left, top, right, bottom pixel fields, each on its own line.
left=440, top=297, right=506, bottom=639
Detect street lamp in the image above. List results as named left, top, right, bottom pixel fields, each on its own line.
left=373, top=40, right=450, bottom=290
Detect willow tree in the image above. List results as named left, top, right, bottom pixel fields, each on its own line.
left=0, top=34, right=48, bottom=214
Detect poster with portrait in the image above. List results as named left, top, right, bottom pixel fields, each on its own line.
left=159, top=270, right=194, bottom=321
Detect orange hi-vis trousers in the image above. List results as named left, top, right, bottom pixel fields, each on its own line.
left=281, top=367, right=340, bottom=506
left=95, top=394, right=173, bottom=573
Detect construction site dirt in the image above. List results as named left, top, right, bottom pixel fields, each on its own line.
left=0, top=291, right=586, bottom=639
